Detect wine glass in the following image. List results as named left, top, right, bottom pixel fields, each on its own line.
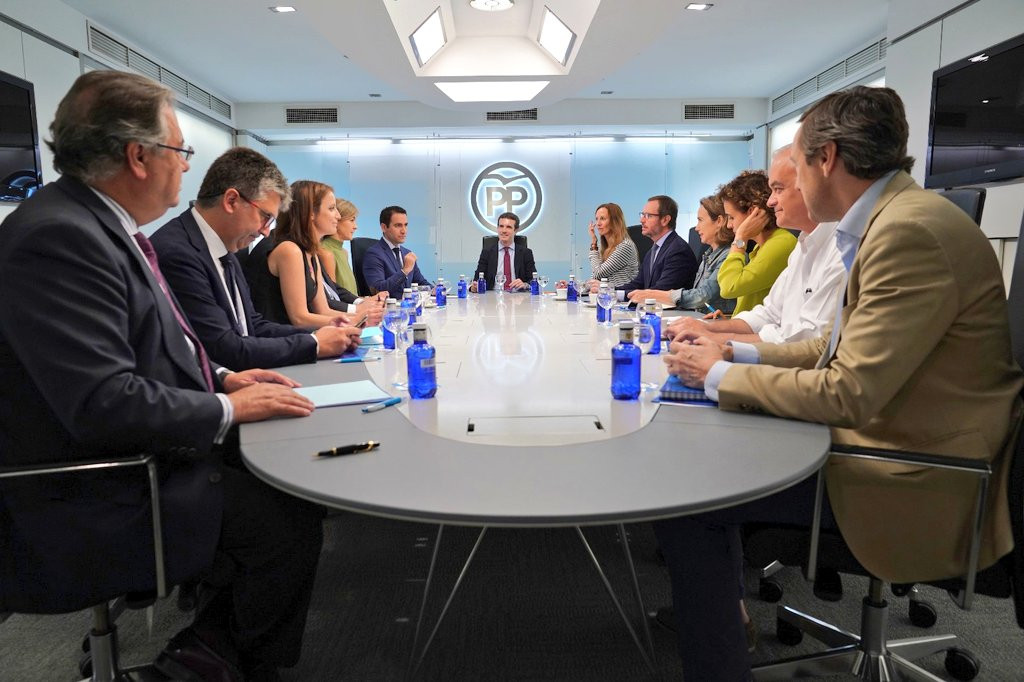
left=382, top=308, right=409, bottom=356
left=597, top=288, right=615, bottom=327
left=632, top=322, right=659, bottom=391
left=494, top=272, right=506, bottom=295
left=537, top=274, right=549, bottom=293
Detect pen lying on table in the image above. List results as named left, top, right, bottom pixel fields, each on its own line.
left=362, top=396, right=402, bottom=413
left=315, top=441, right=380, bottom=458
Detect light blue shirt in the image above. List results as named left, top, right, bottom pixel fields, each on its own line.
left=702, top=171, right=898, bottom=401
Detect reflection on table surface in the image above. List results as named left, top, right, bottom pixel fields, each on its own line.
left=365, top=292, right=664, bottom=446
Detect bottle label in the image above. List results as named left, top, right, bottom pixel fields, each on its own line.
left=419, top=357, right=436, bottom=369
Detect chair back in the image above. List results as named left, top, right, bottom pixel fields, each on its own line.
left=626, top=225, right=653, bottom=264
left=936, top=187, right=986, bottom=226
left=482, top=235, right=527, bottom=250
left=350, top=237, right=379, bottom=296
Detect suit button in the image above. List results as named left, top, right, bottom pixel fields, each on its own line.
left=209, top=472, right=222, bottom=484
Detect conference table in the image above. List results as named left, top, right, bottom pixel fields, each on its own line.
left=240, top=292, right=830, bottom=676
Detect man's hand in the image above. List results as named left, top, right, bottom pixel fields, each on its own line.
left=663, top=336, right=731, bottom=388
left=355, top=296, right=385, bottom=326
left=734, top=207, right=770, bottom=242
left=222, top=368, right=300, bottom=392
left=589, top=281, right=600, bottom=294
left=313, top=325, right=359, bottom=358
left=402, top=251, right=417, bottom=275
left=228, top=383, right=314, bottom=423
left=665, top=315, right=706, bottom=338
left=508, top=278, right=526, bottom=290
left=469, top=280, right=479, bottom=293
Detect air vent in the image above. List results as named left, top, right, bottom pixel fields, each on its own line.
left=683, top=103, right=734, bottom=120
left=285, top=107, right=339, bottom=124
left=486, top=108, right=538, bottom=121
left=87, top=24, right=232, bottom=121
left=771, top=37, right=888, bottom=115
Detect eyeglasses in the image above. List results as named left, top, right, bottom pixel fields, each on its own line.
left=237, top=191, right=277, bottom=230
left=639, top=212, right=665, bottom=220
left=155, top=143, right=195, bottom=162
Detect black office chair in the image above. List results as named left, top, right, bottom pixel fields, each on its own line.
left=350, top=236, right=379, bottom=296
left=935, top=187, right=986, bottom=226
left=481, top=234, right=527, bottom=250
left=0, top=454, right=172, bottom=681
left=626, top=225, right=653, bottom=264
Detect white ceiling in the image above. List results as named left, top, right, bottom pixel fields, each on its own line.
left=60, top=0, right=889, bottom=137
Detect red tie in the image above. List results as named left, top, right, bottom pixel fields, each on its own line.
left=133, top=232, right=215, bottom=392
left=502, top=247, right=512, bottom=290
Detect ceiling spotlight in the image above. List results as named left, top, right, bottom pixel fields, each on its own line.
left=685, top=3, right=714, bottom=10
left=470, top=0, right=514, bottom=11
left=268, top=6, right=296, bottom=13
left=410, top=8, right=447, bottom=67
left=538, top=7, right=576, bottom=66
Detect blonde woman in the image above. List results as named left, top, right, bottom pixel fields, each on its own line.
left=585, top=202, right=639, bottom=290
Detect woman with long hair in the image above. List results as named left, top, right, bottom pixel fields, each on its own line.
left=585, top=202, right=639, bottom=289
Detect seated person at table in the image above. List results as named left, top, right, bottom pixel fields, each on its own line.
left=584, top=202, right=639, bottom=290
left=469, top=211, right=537, bottom=292
left=245, top=180, right=361, bottom=327
left=715, top=170, right=797, bottom=316
left=666, top=146, right=846, bottom=344
left=610, top=195, right=697, bottom=301
left=361, top=205, right=432, bottom=299
left=151, top=148, right=363, bottom=369
left=626, top=194, right=735, bottom=314
left=318, top=198, right=388, bottom=314
left=657, top=86, right=1022, bottom=681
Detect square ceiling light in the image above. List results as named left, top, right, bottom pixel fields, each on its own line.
left=435, top=81, right=550, bottom=102
left=410, top=8, right=446, bottom=67
left=538, top=7, right=575, bottom=65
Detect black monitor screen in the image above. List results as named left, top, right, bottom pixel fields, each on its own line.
left=0, top=70, right=43, bottom=203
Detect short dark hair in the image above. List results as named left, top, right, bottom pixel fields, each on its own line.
left=497, top=212, right=520, bottom=230
left=380, top=205, right=407, bottom=226
left=648, top=195, right=678, bottom=229
left=48, top=70, right=173, bottom=183
left=195, top=147, right=291, bottom=211
left=798, top=86, right=914, bottom=179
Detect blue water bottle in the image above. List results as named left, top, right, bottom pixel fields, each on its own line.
left=642, top=298, right=662, bottom=355
left=406, top=322, right=437, bottom=399
left=611, top=322, right=641, bottom=400
left=435, top=278, right=447, bottom=308
left=401, top=288, right=416, bottom=325
left=476, top=272, right=487, bottom=294
left=596, top=278, right=609, bottom=323
left=382, top=298, right=397, bottom=350
left=412, top=284, right=423, bottom=316
left=530, top=272, right=540, bottom=296
left=457, top=274, right=468, bottom=299
left=566, top=274, right=578, bottom=302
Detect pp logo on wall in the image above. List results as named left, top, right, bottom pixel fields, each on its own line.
left=470, top=161, right=543, bottom=233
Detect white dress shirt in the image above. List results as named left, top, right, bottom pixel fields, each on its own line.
left=193, top=207, right=249, bottom=336
left=497, top=241, right=518, bottom=282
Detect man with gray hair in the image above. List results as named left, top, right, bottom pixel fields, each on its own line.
left=0, top=70, right=325, bottom=681
left=151, top=147, right=367, bottom=369
left=656, top=86, right=1022, bottom=679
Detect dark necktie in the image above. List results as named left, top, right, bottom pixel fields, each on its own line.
left=502, top=247, right=512, bottom=290
left=647, top=243, right=661, bottom=283
left=219, top=254, right=245, bottom=336
left=393, top=246, right=402, bottom=269
left=133, top=232, right=215, bottom=392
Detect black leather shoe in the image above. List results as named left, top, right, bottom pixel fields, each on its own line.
left=154, top=628, right=243, bottom=682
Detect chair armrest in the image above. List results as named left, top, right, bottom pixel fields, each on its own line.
left=0, top=454, right=168, bottom=599
left=807, top=444, right=993, bottom=610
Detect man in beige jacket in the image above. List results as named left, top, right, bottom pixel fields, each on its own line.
left=656, top=85, right=1023, bottom=681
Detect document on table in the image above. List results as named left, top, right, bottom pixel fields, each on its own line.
left=360, top=326, right=383, bottom=345
left=295, top=380, right=390, bottom=408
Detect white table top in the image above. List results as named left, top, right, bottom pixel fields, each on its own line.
left=241, top=292, right=829, bottom=527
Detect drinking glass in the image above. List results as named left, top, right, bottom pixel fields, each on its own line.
left=494, top=272, right=506, bottom=295
left=382, top=309, right=409, bottom=356
left=632, top=322, right=659, bottom=391
left=537, top=274, right=549, bottom=292
left=597, top=289, right=615, bottom=326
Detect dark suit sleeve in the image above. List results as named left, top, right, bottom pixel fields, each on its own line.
left=362, top=243, right=407, bottom=298
left=652, top=239, right=698, bottom=291
left=521, top=248, right=537, bottom=285
left=473, top=249, right=491, bottom=289
left=155, top=239, right=317, bottom=370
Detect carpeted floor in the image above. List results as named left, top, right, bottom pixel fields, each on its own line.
left=2, top=511, right=1021, bottom=681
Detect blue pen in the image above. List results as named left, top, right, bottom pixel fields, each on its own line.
left=705, top=303, right=718, bottom=314
left=362, top=396, right=402, bottom=413
left=338, top=355, right=380, bottom=363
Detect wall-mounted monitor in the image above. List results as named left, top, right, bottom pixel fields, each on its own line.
left=925, top=31, right=1024, bottom=189
left=0, top=69, right=43, bottom=203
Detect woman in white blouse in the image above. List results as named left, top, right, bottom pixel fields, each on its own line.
left=585, top=202, right=639, bottom=289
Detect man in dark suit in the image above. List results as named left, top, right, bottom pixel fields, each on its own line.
left=614, top=195, right=697, bottom=301
left=469, top=211, right=537, bottom=292
left=151, top=147, right=362, bottom=370
left=0, top=71, right=324, bottom=682
left=361, top=204, right=432, bottom=298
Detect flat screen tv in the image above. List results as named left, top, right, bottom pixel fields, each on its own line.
left=925, top=31, right=1024, bottom=189
left=0, top=69, right=43, bottom=203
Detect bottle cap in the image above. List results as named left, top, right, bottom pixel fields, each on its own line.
left=478, top=272, right=484, bottom=278
left=619, top=321, right=635, bottom=330
left=403, top=288, right=412, bottom=293
left=460, top=274, right=466, bottom=279
left=411, top=322, right=427, bottom=331
left=645, top=298, right=656, bottom=305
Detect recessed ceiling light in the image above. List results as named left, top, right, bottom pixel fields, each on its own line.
left=434, top=81, right=549, bottom=102
left=268, top=6, right=296, bottom=13
left=410, top=8, right=446, bottom=67
left=470, top=0, right=514, bottom=11
left=685, top=3, right=713, bottom=10
left=538, top=8, right=576, bottom=65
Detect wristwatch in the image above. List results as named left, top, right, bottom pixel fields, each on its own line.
left=731, top=238, right=747, bottom=249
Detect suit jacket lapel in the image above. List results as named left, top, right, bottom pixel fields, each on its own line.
left=180, top=211, right=247, bottom=331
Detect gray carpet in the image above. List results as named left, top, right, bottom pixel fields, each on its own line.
left=1, top=512, right=1021, bottom=681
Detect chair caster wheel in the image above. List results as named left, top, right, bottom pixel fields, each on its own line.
left=908, top=599, right=937, bottom=628
left=945, top=647, right=980, bottom=681
left=776, top=617, right=803, bottom=646
left=79, top=651, right=93, bottom=678
left=759, top=578, right=783, bottom=603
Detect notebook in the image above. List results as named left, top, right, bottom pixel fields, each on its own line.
left=657, top=374, right=717, bottom=405
left=295, top=380, right=390, bottom=408
left=360, top=326, right=383, bottom=345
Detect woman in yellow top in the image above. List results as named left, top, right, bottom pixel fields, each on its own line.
left=319, top=197, right=360, bottom=294
left=715, top=170, right=796, bottom=315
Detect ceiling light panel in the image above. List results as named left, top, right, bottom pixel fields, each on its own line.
left=685, top=3, right=714, bottom=10
left=268, top=6, right=296, bottom=12
left=410, top=8, right=447, bottom=67
left=470, top=0, right=514, bottom=11
left=538, top=7, right=575, bottom=66
left=435, top=81, right=550, bottom=102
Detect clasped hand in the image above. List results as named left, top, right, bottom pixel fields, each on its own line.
left=663, top=336, right=729, bottom=388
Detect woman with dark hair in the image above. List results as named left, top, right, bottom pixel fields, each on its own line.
left=585, top=202, right=639, bottom=289
left=716, top=170, right=796, bottom=315
left=625, top=195, right=736, bottom=313
left=246, top=180, right=358, bottom=327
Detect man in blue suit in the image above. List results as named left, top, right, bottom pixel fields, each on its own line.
left=615, top=195, right=697, bottom=301
left=361, top=205, right=432, bottom=298
left=151, top=147, right=362, bottom=370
